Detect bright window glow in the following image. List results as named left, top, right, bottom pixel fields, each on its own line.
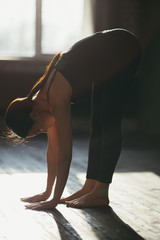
left=0, top=0, right=36, bottom=57
left=0, top=0, right=85, bottom=57
left=42, top=0, right=84, bottom=53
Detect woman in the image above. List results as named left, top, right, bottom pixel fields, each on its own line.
left=5, top=29, right=142, bottom=210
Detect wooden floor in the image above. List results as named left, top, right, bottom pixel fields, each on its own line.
left=0, top=133, right=160, bottom=240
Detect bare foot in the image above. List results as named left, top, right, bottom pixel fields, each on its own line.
left=60, top=179, right=97, bottom=203
left=65, top=192, right=109, bottom=208
left=65, top=182, right=109, bottom=208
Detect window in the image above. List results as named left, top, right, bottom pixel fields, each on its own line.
left=0, top=0, right=85, bottom=58
left=0, top=0, right=35, bottom=57
left=42, top=0, right=84, bottom=54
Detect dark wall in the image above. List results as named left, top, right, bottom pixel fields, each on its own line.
left=91, top=0, right=160, bottom=135
left=0, top=60, right=48, bottom=111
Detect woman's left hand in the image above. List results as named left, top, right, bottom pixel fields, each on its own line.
left=25, top=199, right=58, bottom=210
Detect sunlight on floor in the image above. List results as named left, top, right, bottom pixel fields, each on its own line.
left=0, top=173, right=59, bottom=240
left=0, top=173, right=101, bottom=240
left=0, top=173, right=47, bottom=199
left=0, top=171, right=159, bottom=240
left=1, top=171, right=159, bottom=200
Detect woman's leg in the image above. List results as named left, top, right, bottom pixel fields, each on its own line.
left=62, top=62, right=138, bottom=207
left=63, top=83, right=111, bottom=207
left=64, top=70, right=136, bottom=208
left=86, top=82, right=104, bottom=180
left=97, top=80, right=123, bottom=183
left=97, top=70, right=135, bottom=184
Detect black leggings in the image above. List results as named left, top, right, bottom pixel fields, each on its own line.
left=87, top=67, right=136, bottom=183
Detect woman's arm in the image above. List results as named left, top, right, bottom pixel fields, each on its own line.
left=45, top=124, right=59, bottom=196
left=41, top=100, right=72, bottom=203
left=21, top=124, right=58, bottom=204
left=46, top=70, right=73, bottom=205
left=25, top=70, right=72, bottom=210
left=52, top=100, right=72, bottom=203
left=25, top=100, right=72, bottom=210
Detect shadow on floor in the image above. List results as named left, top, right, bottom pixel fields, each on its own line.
left=47, top=209, right=83, bottom=240
left=47, top=206, right=144, bottom=240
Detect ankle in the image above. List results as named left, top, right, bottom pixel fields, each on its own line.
left=92, top=182, right=109, bottom=199
left=82, top=179, right=97, bottom=191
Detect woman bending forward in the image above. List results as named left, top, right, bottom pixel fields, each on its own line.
left=5, top=29, right=141, bottom=210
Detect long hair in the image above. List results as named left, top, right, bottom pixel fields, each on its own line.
left=5, top=52, right=62, bottom=139
left=5, top=97, right=33, bottom=138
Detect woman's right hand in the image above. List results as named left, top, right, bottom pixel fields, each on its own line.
left=21, top=191, right=51, bottom=203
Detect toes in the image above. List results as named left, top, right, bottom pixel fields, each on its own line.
left=65, top=194, right=109, bottom=208
left=20, top=198, right=26, bottom=202
left=59, top=198, right=66, bottom=203
left=65, top=199, right=85, bottom=208
left=65, top=200, right=74, bottom=207
left=59, top=197, right=72, bottom=203
left=65, top=200, right=79, bottom=208
left=21, top=198, right=32, bottom=203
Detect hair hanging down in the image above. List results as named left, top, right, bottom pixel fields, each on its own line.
left=5, top=52, right=62, bottom=139
left=5, top=97, right=33, bottom=138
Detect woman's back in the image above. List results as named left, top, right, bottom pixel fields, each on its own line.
left=56, top=28, right=142, bottom=101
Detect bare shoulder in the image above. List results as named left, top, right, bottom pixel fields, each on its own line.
left=49, top=71, right=72, bottom=105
